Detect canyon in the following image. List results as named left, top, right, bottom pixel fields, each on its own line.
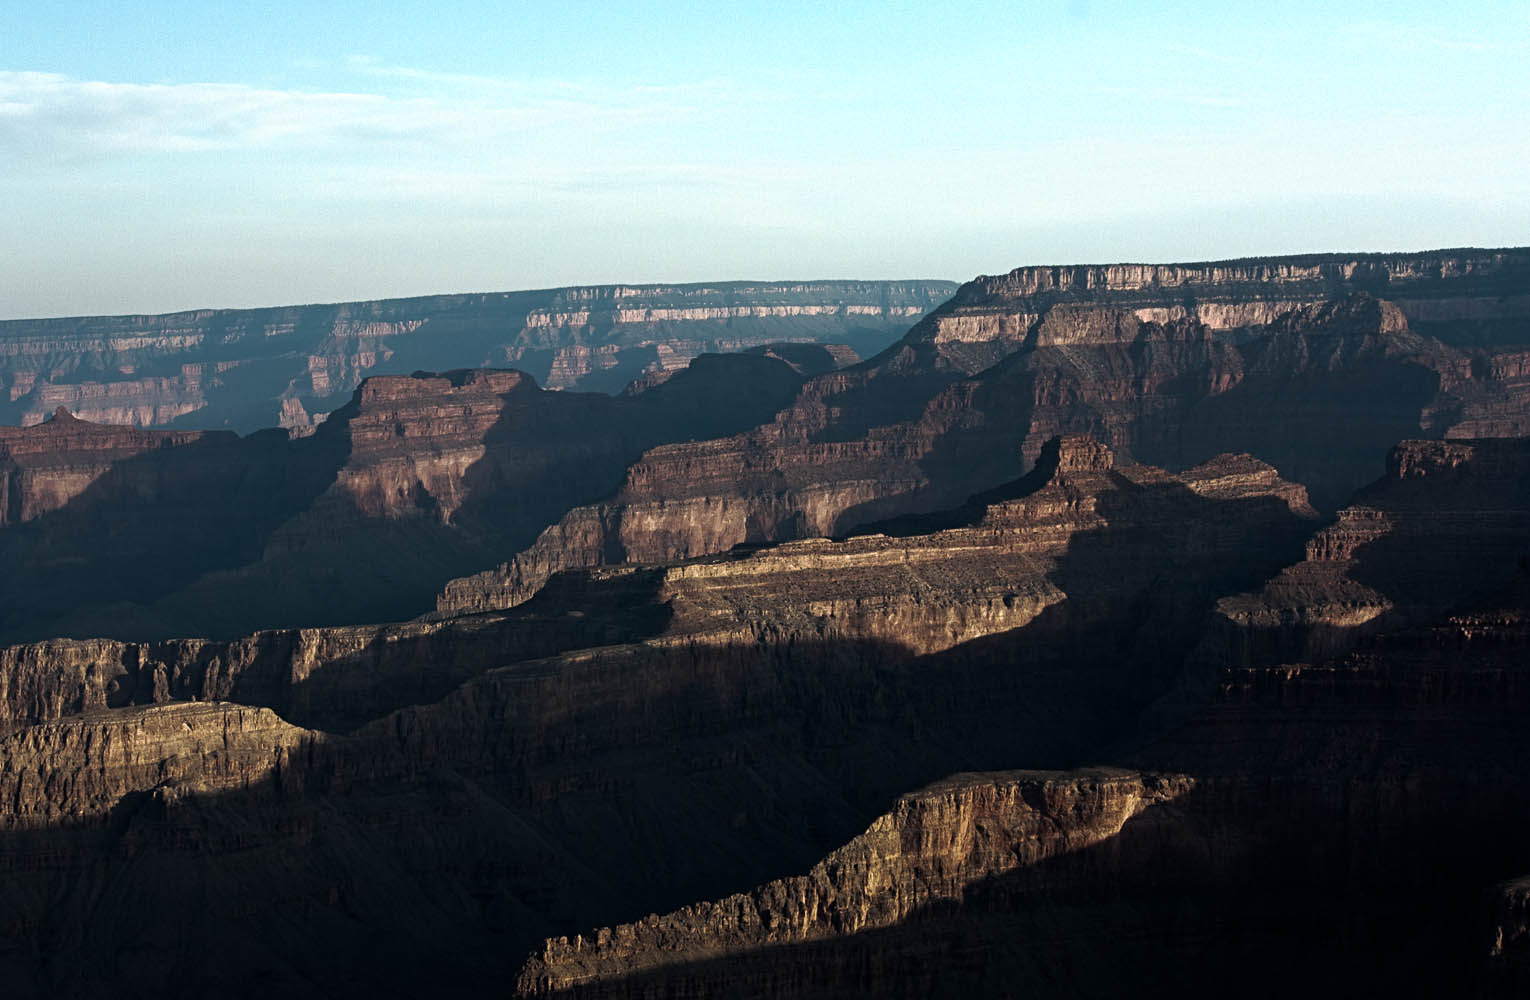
left=438, top=249, right=1530, bottom=617
left=0, top=249, right=1529, bottom=997
left=0, top=352, right=812, bottom=642
left=0, top=281, right=955, bottom=432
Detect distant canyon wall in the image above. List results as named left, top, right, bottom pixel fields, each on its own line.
left=0, top=280, right=956, bottom=432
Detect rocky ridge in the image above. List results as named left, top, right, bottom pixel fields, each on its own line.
left=2, top=250, right=1530, bottom=997
left=0, top=352, right=808, bottom=643
left=0, top=281, right=954, bottom=431
left=517, top=769, right=1193, bottom=995
left=0, top=408, right=216, bottom=525
left=438, top=249, right=1530, bottom=618
left=512, top=438, right=1530, bottom=999
left=1212, top=436, right=1530, bottom=666
left=0, top=435, right=1320, bottom=996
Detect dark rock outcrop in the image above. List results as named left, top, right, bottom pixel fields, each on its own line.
left=514, top=446, right=1530, bottom=999
left=0, top=353, right=806, bottom=643
left=0, top=436, right=1319, bottom=997
left=1212, top=436, right=1530, bottom=666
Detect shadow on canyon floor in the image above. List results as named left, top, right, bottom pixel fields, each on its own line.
left=0, top=474, right=1327, bottom=997
left=533, top=770, right=1530, bottom=1000
left=0, top=413, right=354, bottom=644
left=0, top=353, right=807, bottom=644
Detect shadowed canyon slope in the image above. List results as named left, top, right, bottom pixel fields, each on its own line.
left=0, top=353, right=811, bottom=642
left=0, top=437, right=1323, bottom=996
left=515, top=438, right=1530, bottom=999
left=2, top=431, right=1530, bottom=996
left=3, top=249, right=1530, bottom=998
left=0, top=281, right=956, bottom=432
left=438, top=248, right=1530, bottom=617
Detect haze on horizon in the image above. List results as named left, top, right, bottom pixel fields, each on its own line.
left=3, top=0, right=1527, bottom=320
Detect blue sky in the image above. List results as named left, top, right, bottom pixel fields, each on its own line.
left=3, top=1, right=1527, bottom=318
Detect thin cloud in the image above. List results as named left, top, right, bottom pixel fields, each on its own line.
left=0, top=69, right=712, bottom=162
left=343, top=54, right=738, bottom=104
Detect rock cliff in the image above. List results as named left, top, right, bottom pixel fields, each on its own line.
left=0, top=436, right=1320, bottom=996
left=512, top=442, right=1530, bottom=999
left=0, top=408, right=216, bottom=525
left=2, top=249, right=1530, bottom=997
left=0, top=281, right=953, bottom=431
left=517, top=769, right=1194, bottom=995
left=0, top=352, right=806, bottom=643
left=438, top=249, right=1530, bottom=618
left=1212, top=437, right=1530, bottom=666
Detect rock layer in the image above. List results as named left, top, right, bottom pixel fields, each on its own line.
left=513, top=448, right=1530, bottom=999
left=517, top=769, right=1193, bottom=994
left=0, top=436, right=1319, bottom=996
left=0, top=281, right=954, bottom=431
left=1213, top=436, right=1530, bottom=667
left=0, top=353, right=806, bottom=643
left=1, top=250, right=1530, bottom=998
left=439, top=250, right=1530, bottom=618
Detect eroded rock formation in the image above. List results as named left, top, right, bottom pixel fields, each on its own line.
left=1, top=249, right=1529, bottom=998
left=0, top=352, right=807, bottom=643
left=438, top=250, right=1530, bottom=618
left=517, top=768, right=1193, bottom=995
left=1212, top=436, right=1530, bottom=666
left=0, top=435, right=1321, bottom=996
left=513, top=442, right=1530, bottom=1000
left=0, top=281, right=952, bottom=431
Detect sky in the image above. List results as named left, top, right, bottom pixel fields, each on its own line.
left=2, top=1, right=1528, bottom=318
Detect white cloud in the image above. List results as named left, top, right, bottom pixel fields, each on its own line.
left=343, top=54, right=737, bottom=105
left=0, top=68, right=720, bottom=161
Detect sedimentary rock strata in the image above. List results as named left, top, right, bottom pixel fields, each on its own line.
left=517, top=768, right=1194, bottom=995
left=514, top=443, right=1530, bottom=999
left=1213, top=436, right=1530, bottom=666
left=1, top=249, right=1529, bottom=998
left=439, top=251, right=1530, bottom=618
left=0, top=353, right=806, bottom=643
left=0, top=435, right=1321, bottom=996
left=0, top=281, right=952, bottom=431
left=0, top=408, right=216, bottom=525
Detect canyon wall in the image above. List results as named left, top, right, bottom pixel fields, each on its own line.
left=1, top=250, right=1529, bottom=996
left=0, top=437, right=1321, bottom=996
left=513, top=444, right=1530, bottom=999
left=0, top=428, right=1527, bottom=995
left=0, top=281, right=955, bottom=431
left=0, top=352, right=807, bottom=643
left=438, top=251, right=1530, bottom=618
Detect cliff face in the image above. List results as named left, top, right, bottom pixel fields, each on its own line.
left=1212, top=437, right=1530, bottom=666
left=0, top=281, right=954, bottom=431
left=438, top=250, right=1530, bottom=618
left=0, top=408, right=217, bottom=525
left=513, top=443, right=1530, bottom=1000
left=0, top=353, right=806, bottom=643
left=0, top=436, right=1320, bottom=997
left=4, top=250, right=1530, bottom=997
left=0, top=431, right=1529, bottom=996
left=517, top=769, right=1194, bottom=995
